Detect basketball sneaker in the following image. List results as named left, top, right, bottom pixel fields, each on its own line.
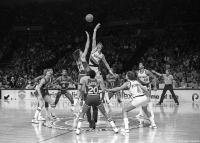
left=32, top=118, right=39, bottom=124
left=113, top=127, right=119, bottom=133
left=120, top=128, right=129, bottom=133
left=76, top=128, right=81, bottom=135
left=149, top=116, right=157, bottom=129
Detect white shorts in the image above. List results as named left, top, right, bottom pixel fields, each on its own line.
left=131, top=95, right=150, bottom=108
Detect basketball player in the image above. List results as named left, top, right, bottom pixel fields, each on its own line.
left=106, top=68, right=122, bottom=112
left=106, top=71, right=157, bottom=133
left=89, top=23, right=114, bottom=78
left=136, top=63, right=156, bottom=123
left=73, top=31, right=98, bottom=129
left=32, top=69, right=54, bottom=121
left=75, top=70, right=119, bottom=135
left=54, top=69, right=78, bottom=112
left=73, top=31, right=90, bottom=103
left=32, top=69, right=56, bottom=124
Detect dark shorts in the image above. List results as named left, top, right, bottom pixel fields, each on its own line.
left=60, top=89, right=69, bottom=95
left=40, top=89, right=49, bottom=98
left=85, top=95, right=101, bottom=106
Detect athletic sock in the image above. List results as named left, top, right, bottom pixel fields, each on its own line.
left=77, top=121, right=82, bottom=129
left=34, top=107, right=41, bottom=119
left=110, top=120, right=116, bottom=128
left=74, top=98, right=78, bottom=106
left=124, top=118, right=129, bottom=130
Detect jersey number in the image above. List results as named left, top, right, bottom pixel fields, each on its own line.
left=88, top=86, right=99, bottom=95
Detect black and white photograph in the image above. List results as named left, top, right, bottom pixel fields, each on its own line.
left=0, top=0, right=200, bottom=142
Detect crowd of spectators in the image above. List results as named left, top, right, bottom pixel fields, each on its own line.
left=0, top=0, right=199, bottom=89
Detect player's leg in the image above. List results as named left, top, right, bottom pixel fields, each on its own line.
left=76, top=96, right=92, bottom=135
left=141, top=103, right=157, bottom=129
left=32, top=91, right=45, bottom=123
left=97, top=102, right=118, bottom=133
left=157, top=85, right=168, bottom=105
left=116, top=91, right=122, bottom=107
left=122, top=96, right=150, bottom=132
left=136, top=85, right=150, bottom=118
left=54, top=90, right=62, bottom=106
left=65, top=90, right=75, bottom=112
left=168, top=85, right=179, bottom=105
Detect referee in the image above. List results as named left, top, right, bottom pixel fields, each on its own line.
left=152, top=69, right=179, bottom=106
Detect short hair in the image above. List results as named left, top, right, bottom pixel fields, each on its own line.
left=62, top=69, right=67, bottom=72
left=88, top=70, right=96, bottom=79
left=72, top=49, right=81, bottom=61
left=126, top=71, right=137, bottom=80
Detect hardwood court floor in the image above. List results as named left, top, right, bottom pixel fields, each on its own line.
left=0, top=100, right=200, bottom=143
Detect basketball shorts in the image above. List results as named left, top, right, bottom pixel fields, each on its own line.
left=40, top=89, right=49, bottom=98
left=131, top=95, right=150, bottom=108
left=85, top=95, right=101, bottom=106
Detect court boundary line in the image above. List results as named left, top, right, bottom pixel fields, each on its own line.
left=37, top=130, right=73, bottom=143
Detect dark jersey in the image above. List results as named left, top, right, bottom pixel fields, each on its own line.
left=77, top=60, right=89, bottom=74
left=106, top=74, right=120, bottom=88
left=86, top=79, right=100, bottom=96
left=56, top=76, right=72, bottom=90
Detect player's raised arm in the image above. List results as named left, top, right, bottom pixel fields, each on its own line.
left=92, top=23, right=101, bottom=51
left=106, top=82, right=129, bottom=92
left=82, top=31, right=90, bottom=59
left=101, top=55, right=113, bottom=75
left=151, top=70, right=162, bottom=77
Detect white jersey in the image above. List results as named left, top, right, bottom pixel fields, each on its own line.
left=137, top=69, right=150, bottom=84
left=89, top=49, right=104, bottom=66
left=128, top=80, right=144, bottom=98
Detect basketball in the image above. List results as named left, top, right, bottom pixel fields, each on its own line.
left=85, top=14, right=93, bottom=22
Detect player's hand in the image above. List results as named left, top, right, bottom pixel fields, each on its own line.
left=85, top=31, right=89, bottom=38
left=94, top=23, right=101, bottom=31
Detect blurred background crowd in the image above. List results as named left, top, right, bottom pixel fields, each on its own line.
left=0, top=0, right=199, bottom=89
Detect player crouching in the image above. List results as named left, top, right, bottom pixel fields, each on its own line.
left=75, top=70, right=119, bottom=135
left=32, top=69, right=56, bottom=124
left=106, top=71, right=157, bottom=134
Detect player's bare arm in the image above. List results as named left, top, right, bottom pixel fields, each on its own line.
left=151, top=70, right=162, bottom=77
left=106, top=82, right=129, bottom=92
left=147, top=70, right=157, bottom=87
left=82, top=31, right=90, bottom=59
left=101, top=55, right=113, bottom=75
left=92, top=23, right=101, bottom=51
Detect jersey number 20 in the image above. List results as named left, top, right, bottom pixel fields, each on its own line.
left=88, top=86, right=99, bottom=95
